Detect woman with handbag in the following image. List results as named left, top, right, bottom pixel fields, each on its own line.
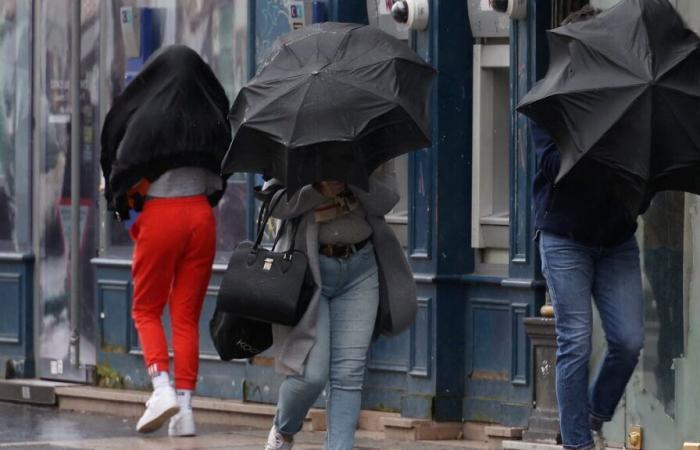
left=100, top=45, right=230, bottom=437
left=262, top=161, right=417, bottom=450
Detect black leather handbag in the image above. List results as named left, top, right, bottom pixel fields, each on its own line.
left=209, top=308, right=272, bottom=360
left=216, top=190, right=315, bottom=326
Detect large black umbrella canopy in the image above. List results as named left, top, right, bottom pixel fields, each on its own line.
left=518, top=0, right=700, bottom=211
left=222, top=22, right=436, bottom=194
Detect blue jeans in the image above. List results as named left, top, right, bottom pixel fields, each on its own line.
left=274, top=243, right=379, bottom=450
left=539, top=232, right=644, bottom=450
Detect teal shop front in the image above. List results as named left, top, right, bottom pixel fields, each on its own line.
left=0, top=0, right=653, bottom=436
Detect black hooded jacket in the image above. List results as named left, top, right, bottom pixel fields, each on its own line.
left=100, top=45, right=231, bottom=218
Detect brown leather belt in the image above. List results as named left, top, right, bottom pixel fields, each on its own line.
left=319, top=238, right=370, bottom=258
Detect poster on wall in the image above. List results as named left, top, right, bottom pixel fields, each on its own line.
left=287, top=1, right=311, bottom=30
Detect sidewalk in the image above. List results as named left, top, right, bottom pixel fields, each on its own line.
left=0, top=402, right=478, bottom=450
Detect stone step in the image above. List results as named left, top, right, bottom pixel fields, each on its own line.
left=503, top=440, right=619, bottom=450
left=54, top=385, right=400, bottom=433
left=0, top=379, right=77, bottom=406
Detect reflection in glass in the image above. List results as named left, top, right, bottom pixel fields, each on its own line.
left=102, top=0, right=249, bottom=253
left=640, top=191, right=685, bottom=417
left=37, top=0, right=100, bottom=366
left=0, top=0, right=31, bottom=252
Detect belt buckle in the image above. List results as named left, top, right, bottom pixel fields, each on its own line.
left=321, top=245, right=334, bottom=258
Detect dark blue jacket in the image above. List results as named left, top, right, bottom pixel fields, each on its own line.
left=532, top=122, right=638, bottom=247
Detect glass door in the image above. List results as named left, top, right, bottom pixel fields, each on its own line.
left=34, top=0, right=100, bottom=382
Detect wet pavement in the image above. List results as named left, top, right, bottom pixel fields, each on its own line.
left=0, top=401, right=474, bottom=450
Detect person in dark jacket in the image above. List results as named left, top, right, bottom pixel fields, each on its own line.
left=533, top=6, right=647, bottom=450
left=100, top=45, right=230, bottom=437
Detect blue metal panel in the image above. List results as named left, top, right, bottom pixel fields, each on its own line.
left=508, top=0, right=551, bottom=280
left=367, top=332, right=410, bottom=373
left=409, top=297, right=431, bottom=378
left=98, top=280, right=130, bottom=353
left=0, top=255, right=34, bottom=378
left=409, top=0, right=473, bottom=422
left=0, top=273, right=22, bottom=343
left=470, top=298, right=511, bottom=375
left=511, top=302, right=530, bottom=385
left=326, top=0, right=367, bottom=24
left=462, top=284, right=539, bottom=426
left=409, top=149, right=432, bottom=258
left=447, top=0, right=553, bottom=426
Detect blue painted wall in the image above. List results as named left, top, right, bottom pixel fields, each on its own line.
left=0, top=255, right=34, bottom=378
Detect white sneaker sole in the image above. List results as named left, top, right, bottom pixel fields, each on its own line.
left=169, top=430, right=196, bottom=437
left=136, top=405, right=180, bottom=433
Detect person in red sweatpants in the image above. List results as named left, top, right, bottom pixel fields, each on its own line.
left=100, top=45, right=231, bottom=436
left=129, top=194, right=216, bottom=434
left=131, top=196, right=215, bottom=385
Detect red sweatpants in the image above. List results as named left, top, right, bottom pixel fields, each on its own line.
left=130, top=195, right=215, bottom=390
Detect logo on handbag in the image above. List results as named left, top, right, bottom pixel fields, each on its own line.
left=236, top=339, right=260, bottom=354
left=263, top=258, right=274, bottom=271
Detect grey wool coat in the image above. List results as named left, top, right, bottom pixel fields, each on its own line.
left=263, top=165, right=417, bottom=376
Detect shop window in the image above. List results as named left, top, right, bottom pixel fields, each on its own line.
left=471, top=44, right=510, bottom=259
left=101, top=1, right=250, bottom=260
left=0, top=1, right=31, bottom=252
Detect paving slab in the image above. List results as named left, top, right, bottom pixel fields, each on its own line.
left=0, top=402, right=487, bottom=450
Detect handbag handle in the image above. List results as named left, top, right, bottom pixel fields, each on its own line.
left=272, top=216, right=302, bottom=260
left=252, top=187, right=301, bottom=257
left=253, top=188, right=285, bottom=250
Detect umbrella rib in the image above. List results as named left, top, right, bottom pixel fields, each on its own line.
left=657, top=89, right=700, bottom=151
left=253, top=72, right=309, bottom=88
left=332, top=55, right=433, bottom=74
left=551, top=31, right=652, bottom=83
left=658, top=82, right=700, bottom=101
left=324, top=73, right=427, bottom=137
left=233, top=76, right=310, bottom=123
left=287, top=76, right=317, bottom=145
left=548, top=85, right=648, bottom=161
left=579, top=87, right=650, bottom=172
left=253, top=57, right=431, bottom=87
left=528, top=83, right=649, bottom=106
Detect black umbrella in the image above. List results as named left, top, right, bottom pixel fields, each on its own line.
left=517, top=0, right=700, bottom=211
left=101, top=45, right=231, bottom=217
left=221, top=22, right=436, bottom=194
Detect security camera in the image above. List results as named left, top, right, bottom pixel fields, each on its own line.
left=489, top=0, right=527, bottom=20
left=390, top=0, right=429, bottom=31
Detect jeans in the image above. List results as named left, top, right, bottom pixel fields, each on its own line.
left=274, top=242, right=379, bottom=450
left=539, top=232, right=644, bottom=450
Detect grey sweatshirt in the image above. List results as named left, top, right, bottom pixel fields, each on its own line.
left=318, top=204, right=373, bottom=245
left=147, top=166, right=222, bottom=198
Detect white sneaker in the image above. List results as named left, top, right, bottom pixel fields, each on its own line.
left=136, top=387, right=180, bottom=433
left=265, top=425, right=294, bottom=450
left=593, top=429, right=606, bottom=450
left=168, top=408, right=196, bottom=437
